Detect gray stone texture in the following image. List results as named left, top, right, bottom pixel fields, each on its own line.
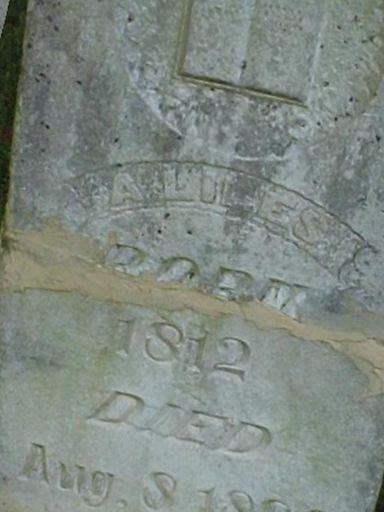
left=8, top=0, right=384, bottom=324
left=1, top=0, right=384, bottom=511
left=0, top=290, right=383, bottom=512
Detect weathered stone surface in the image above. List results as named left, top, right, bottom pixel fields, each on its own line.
left=6, top=0, right=384, bottom=324
left=0, top=290, right=383, bottom=512
left=1, top=0, right=384, bottom=510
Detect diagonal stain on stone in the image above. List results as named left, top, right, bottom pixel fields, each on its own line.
left=3, top=224, right=384, bottom=399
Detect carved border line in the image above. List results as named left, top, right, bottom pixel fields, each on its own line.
left=174, top=0, right=306, bottom=107
left=77, top=159, right=368, bottom=246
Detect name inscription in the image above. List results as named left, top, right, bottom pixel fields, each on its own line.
left=73, top=161, right=367, bottom=275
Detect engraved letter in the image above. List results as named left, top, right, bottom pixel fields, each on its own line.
left=226, top=422, right=272, bottom=453
left=258, top=192, right=295, bottom=238
left=199, top=488, right=215, bottom=511
left=212, top=268, right=254, bottom=301
left=58, top=462, right=78, bottom=490
left=145, top=322, right=183, bottom=362
left=20, top=444, right=49, bottom=483
left=214, top=337, right=250, bottom=381
left=112, top=172, right=144, bottom=206
left=292, top=209, right=328, bottom=246
left=157, top=257, right=199, bottom=284
left=106, top=244, right=147, bottom=274
left=261, top=500, right=291, bottom=512
left=90, top=391, right=144, bottom=424
left=80, top=470, right=114, bottom=507
left=176, top=411, right=227, bottom=449
left=115, top=318, right=137, bottom=357
left=230, top=491, right=255, bottom=512
left=58, top=461, right=113, bottom=506
left=143, top=472, right=177, bottom=510
left=201, top=170, right=228, bottom=205
left=145, top=403, right=191, bottom=438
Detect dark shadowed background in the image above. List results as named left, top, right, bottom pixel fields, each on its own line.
left=0, top=0, right=26, bottom=223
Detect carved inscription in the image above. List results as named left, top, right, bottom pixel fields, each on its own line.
left=112, top=315, right=252, bottom=382
left=144, top=319, right=250, bottom=381
left=141, top=471, right=325, bottom=512
left=107, top=240, right=308, bottom=314
left=199, top=488, right=255, bottom=512
left=143, top=472, right=177, bottom=510
left=176, top=0, right=324, bottom=104
left=107, top=245, right=257, bottom=303
left=259, top=280, right=307, bottom=319
left=89, top=391, right=271, bottom=454
left=20, top=444, right=114, bottom=507
left=212, top=268, right=254, bottom=301
left=21, top=444, right=49, bottom=484
left=19, top=445, right=326, bottom=510
left=70, top=162, right=368, bottom=280
left=92, top=161, right=366, bottom=275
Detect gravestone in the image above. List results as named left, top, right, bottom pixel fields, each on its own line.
left=1, top=0, right=384, bottom=511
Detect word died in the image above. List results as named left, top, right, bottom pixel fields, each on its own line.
left=89, top=390, right=271, bottom=454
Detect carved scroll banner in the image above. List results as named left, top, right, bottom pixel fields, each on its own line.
left=1, top=1, right=384, bottom=511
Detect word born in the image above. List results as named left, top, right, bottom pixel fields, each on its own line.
left=89, top=391, right=271, bottom=454
left=108, top=243, right=307, bottom=313
left=142, top=471, right=325, bottom=512
left=108, top=246, right=260, bottom=303
left=20, top=443, right=114, bottom=507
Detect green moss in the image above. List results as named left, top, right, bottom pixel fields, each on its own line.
left=0, top=0, right=27, bottom=225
